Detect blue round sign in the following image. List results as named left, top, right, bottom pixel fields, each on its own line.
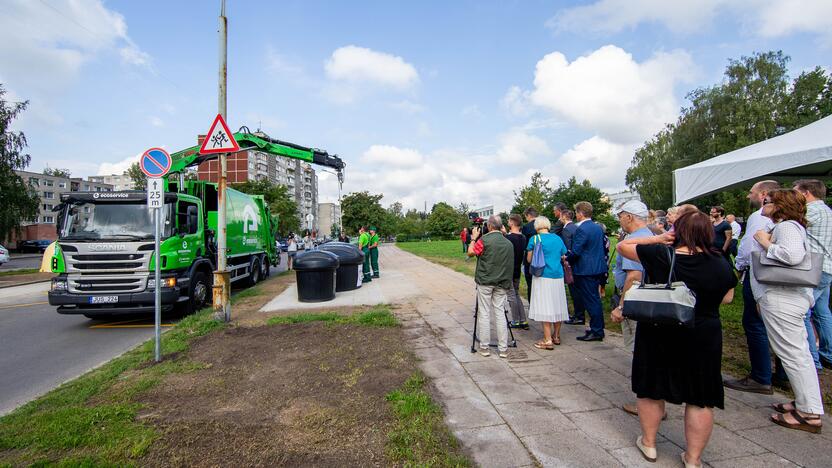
left=140, top=148, right=172, bottom=178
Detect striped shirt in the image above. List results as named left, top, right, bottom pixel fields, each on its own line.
left=806, top=200, right=832, bottom=274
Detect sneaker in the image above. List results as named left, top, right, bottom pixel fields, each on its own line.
left=499, top=351, right=509, bottom=358
left=479, top=347, right=491, bottom=357
left=520, top=321, right=530, bottom=330
left=723, top=376, right=773, bottom=395
left=508, top=321, right=521, bottom=328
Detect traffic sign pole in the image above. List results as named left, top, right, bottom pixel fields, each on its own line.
left=141, top=149, right=171, bottom=363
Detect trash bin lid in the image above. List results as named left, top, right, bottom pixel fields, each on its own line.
left=318, top=243, right=364, bottom=264
left=293, top=250, right=340, bottom=271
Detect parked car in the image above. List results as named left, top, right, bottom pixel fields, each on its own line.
left=0, top=244, right=9, bottom=265
left=19, top=239, right=52, bottom=253
left=276, top=238, right=289, bottom=252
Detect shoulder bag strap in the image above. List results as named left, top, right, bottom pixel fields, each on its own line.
left=665, top=245, right=676, bottom=289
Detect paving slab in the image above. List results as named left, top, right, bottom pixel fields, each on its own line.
left=522, top=430, right=623, bottom=468
left=569, top=368, right=632, bottom=395
left=545, top=383, right=614, bottom=414
left=476, top=377, right=543, bottom=405
left=709, top=453, right=799, bottom=468
left=609, top=441, right=686, bottom=468
left=739, top=425, right=830, bottom=468
left=567, top=408, right=662, bottom=450
left=431, top=375, right=485, bottom=401
left=443, top=396, right=504, bottom=430
left=454, top=425, right=534, bottom=468
left=659, top=418, right=768, bottom=463
left=495, top=401, right=576, bottom=437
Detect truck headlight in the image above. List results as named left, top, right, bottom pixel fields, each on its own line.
left=147, top=277, right=176, bottom=289
left=51, top=279, right=67, bottom=291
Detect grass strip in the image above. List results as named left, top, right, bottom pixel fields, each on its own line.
left=385, top=374, right=469, bottom=467
left=0, top=268, right=40, bottom=277
left=0, top=308, right=225, bottom=466
left=266, top=305, right=399, bottom=328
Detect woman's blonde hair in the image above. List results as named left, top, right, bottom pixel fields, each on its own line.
left=534, top=216, right=551, bottom=232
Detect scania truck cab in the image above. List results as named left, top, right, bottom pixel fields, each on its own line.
left=48, top=180, right=277, bottom=318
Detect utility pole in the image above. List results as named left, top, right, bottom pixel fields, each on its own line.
left=213, top=0, right=231, bottom=322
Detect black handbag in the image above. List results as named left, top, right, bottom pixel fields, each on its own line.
left=621, top=247, right=697, bottom=328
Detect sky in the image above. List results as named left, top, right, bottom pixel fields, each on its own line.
left=2, top=0, right=831, bottom=213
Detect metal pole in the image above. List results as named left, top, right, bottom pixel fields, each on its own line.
left=213, top=0, right=231, bottom=322
left=154, top=207, right=161, bottom=362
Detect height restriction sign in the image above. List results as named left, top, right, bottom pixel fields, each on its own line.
left=199, top=113, right=239, bottom=154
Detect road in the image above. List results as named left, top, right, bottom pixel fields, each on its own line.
left=0, top=255, right=287, bottom=416
left=0, top=253, right=43, bottom=271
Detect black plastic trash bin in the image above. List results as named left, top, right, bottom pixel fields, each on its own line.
left=319, top=242, right=365, bottom=292
left=293, top=250, right=340, bottom=302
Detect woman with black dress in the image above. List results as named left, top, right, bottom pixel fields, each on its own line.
left=617, top=211, right=737, bottom=468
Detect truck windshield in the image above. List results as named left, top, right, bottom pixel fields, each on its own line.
left=61, top=202, right=173, bottom=241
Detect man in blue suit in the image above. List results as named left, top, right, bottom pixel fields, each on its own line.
left=567, top=201, right=608, bottom=341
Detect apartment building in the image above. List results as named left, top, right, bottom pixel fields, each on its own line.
left=8, top=170, right=113, bottom=246
left=88, top=173, right=135, bottom=191
left=197, top=149, right=319, bottom=232
left=317, top=203, right=341, bottom=238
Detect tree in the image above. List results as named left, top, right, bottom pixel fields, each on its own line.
left=0, top=85, right=40, bottom=243
left=426, top=202, right=466, bottom=239
left=341, top=191, right=387, bottom=235
left=231, top=179, right=299, bottom=236
left=127, top=162, right=146, bottom=190
left=43, top=167, right=71, bottom=178
left=626, top=51, right=832, bottom=215
left=550, top=176, right=611, bottom=215
left=511, top=172, right=551, bottom=215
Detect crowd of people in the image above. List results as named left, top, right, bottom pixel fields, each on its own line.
left=466, top=178, right=830, bottom=467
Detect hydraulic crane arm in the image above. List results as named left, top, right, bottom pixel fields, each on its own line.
left=168, top=129, right=345, bottom=177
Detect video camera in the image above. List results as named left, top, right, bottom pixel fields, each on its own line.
left=468, top=212, right=486, bottom=232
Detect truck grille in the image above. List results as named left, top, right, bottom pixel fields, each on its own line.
left=60, top=242, right=152, bottom=293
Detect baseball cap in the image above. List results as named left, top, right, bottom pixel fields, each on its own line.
left=614, top=200, right=649, bottom=218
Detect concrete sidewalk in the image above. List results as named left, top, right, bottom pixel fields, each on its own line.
left=381, top=245, right=831, bottom=468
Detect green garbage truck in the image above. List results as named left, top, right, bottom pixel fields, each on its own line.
left=47, top=129, right=345, bottom=318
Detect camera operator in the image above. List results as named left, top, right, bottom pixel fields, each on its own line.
left=467, top=215, right=514, bottom=358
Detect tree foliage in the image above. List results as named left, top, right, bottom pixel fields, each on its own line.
left=511, top=172, right=551, bottom=215
left=230, top=179, right=299, bottom=236
left=341, top=191, right=387, bottom=235
left=550, top=176, right=611, bottom=215
left=43, top=167, right=71, bottom=178
left=127, top=162, right=146, bottom=190
left=426, top=202, right=467, bottom=238
left=0, top=85, right=40, bottom=242
left=626, top=51, right=832, bottom=215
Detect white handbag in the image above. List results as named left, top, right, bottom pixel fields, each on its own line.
left=622, top=247, right=697, bottom=328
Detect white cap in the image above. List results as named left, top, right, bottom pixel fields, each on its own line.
left=614, top=200, right=649, bottom=218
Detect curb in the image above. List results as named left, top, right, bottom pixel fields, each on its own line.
left=0, top=279, right=52, bottom=290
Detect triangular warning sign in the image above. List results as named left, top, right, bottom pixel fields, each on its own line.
left=199, top=114, right=240, bottom=154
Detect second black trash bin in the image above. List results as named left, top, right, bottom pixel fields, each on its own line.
left=319, top=242, right=364, bottom=292
left=293, top=250, right=340, bottom=302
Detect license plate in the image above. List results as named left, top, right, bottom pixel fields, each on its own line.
left=89, top=296, right=119, bottom=304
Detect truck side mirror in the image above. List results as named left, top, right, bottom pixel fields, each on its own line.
left=187, top=206, right=199, bottom=234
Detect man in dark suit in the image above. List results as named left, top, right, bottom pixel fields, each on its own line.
left=559, top=209, right=584, bottom=324
left=521, top=207, right=538, bottom=302
left=567, top=201, right=608, bottom=341
left=551, top=202, right=567, bottom=237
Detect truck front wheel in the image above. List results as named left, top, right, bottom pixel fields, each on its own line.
left=184, top=270, right=210, bottom=314
left=246, top=257, right=261, bottom=287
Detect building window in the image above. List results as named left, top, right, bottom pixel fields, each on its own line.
left=84, top=185, right=90, bottom=191
left=43, top=191, right=55, bottom=199
left=44, top=216, right=55, bottom=224
left=58, top=182, right=66, bottom=188
left=43, top=204, right=53, bottom=211
left=29, top=177, right=39, bottom=186
left=44, top=179, right=54, bottom=187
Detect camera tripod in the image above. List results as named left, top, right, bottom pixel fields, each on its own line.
left=470, top=293, right=518, bottom=353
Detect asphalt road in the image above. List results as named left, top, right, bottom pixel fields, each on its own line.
left=0, top=255, right=287, bottom=416
left=0, top=253, right=43, bottom=271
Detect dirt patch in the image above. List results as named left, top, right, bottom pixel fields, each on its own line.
left=0, top=272, right=52, bottom=288
left=136, top=320, right=417, bottom=467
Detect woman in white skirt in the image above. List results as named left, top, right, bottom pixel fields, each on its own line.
left=525, top=216, right=570, bottom=349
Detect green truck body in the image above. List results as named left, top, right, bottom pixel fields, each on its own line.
left=47, top=179, right=277, bottom=318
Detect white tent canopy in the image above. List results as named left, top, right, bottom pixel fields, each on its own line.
left=673, top=115, right=832, bottom=203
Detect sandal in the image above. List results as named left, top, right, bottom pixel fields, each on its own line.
left=771, top=410, right=822, bottom=434
left=771, top=401, right=796, bottom=414
left=552, top=337, right=561, bottom=346
left=534, top=341, right=554, bottom=350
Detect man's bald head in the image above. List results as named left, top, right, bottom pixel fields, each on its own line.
left=749, top=180, right=780, bottom=209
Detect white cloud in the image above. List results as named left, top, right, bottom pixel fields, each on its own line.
left=529, top=45, right=694, bottom=144
left=461, top=105, right=484, bottom=119
left=550, top=0, right=832, bottom=44
left=557, top=136, right=635, bottom=191
left=390, top=100, right=425, bottom=114
left=501, top=85, right=533, bottom=117
left=266, top=47, right=305, bottom=77
left=97, top=152, right=142, bottom=176
left=150, top=116, right=164, bottom=127
left=325, top=45, right=419, bottom=90
left=360, top=145, right=425, bottom=168
left=0, top=0, right=150, bottom=93
left=495, top=129, right=553, bottom=164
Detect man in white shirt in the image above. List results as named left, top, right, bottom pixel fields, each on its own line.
left=794, top=179, right=832, bottom=369
left=727, top=214, right=742, bottom=257
left=725, top=181, right=779, bottom=395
